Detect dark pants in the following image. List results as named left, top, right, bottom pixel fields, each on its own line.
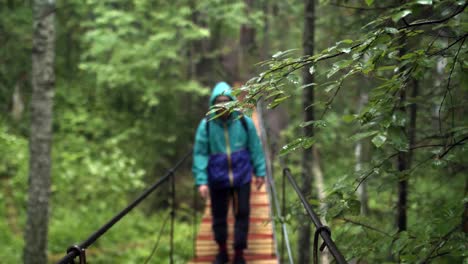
left=210, top=182, right=251, bottom=250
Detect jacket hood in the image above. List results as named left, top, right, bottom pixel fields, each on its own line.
left=209, top=82, right=236, bottom=107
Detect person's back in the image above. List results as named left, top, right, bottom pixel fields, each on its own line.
left=192, top=82, right=266, bottom=264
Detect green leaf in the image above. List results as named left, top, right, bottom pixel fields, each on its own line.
left=388, top=127, right=409, bottom=151
left=279, top=137, right=316, bottom=155
left=336, top=39, right=354, bottom=45
left=400, top=52, right=417, bottom=60
left=365, top=0, right=374, bottom=6
left=272, top=51, right=283, bottom=59
left=272, top=49, right=297, bottom=59
left=346, top=199, right=361, bottom=215
left=392, top=10, right=412, bottom=22
left=392, top=111, right=407, bottom=127
left=266, top=90, right=285, bottom=100
left=300, top=120, right=328, bottom=128
left=342, top=115, right=356, bottom=123
left=327, top=60, right=352, bottom=79
left=415, top=0, right=432, bottom=5
left=349, top=131, right=379, bottom=141
left=377, top=65, right=397, bottom=72
left=299, top=83, right=318, bottom=89
left=338, top=47, right=352, bottom=53
left=267, top=95, right=291, bottom=109
left=384, top=27, right=399, bottom=34
left=432, top=158, right=447, bottom=168
left=309, top=65, right=316, bottom=75
left=372, top=133, right=387, bottom=148
left=325, top=82, right=339, bottom=93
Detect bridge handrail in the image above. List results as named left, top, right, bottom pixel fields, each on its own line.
left=256, top=100, right=295, bottom=264
left=56, top=150, right=192, bottom=264
left=282, top=168, right=348, bottom=264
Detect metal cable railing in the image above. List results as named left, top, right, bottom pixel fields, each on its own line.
left=266, top=165, right=295, bottom=264
left=143, top=211, right=171, bottom=264
left=56, top=150, right=192, bottom=264
left=257, top=100, right=294, bottom=264
left=56, top=107, right=346, bottom=264
left=283, top=168, right=348, bottom=264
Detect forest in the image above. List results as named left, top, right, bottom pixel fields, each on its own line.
left=0, top=0, right=467, bottom=263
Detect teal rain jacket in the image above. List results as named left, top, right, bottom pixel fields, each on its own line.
left=192, top=82, right=266, bottom=188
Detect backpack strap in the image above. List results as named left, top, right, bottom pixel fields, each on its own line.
left=240, top=115, right=248, bottom=134
left=204, top=118, right=209, bottom=154
left=205, top=116, right=249, bottom=155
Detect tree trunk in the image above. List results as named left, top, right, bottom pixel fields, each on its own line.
left=12, top=80, right=24, bottom=121
left=188, top=0, right=198, bottom=79
left=239, top=0, right=257, bottom=81
left=312, top=147, right=330, bottom=264
left=397, top=78, right=418, bottom=232
left=397, top=89, right=408, bottom=232
left=355, top=90, right=369, bottom=215
left=299, top=0, right=315, bottom=263
left=261, top=1, right=270, bottom=61
left=463, top=179, right=468, bottom=233
left=408, top=79, right=418, bottom=167
left=195, top=21, right=223, bottom=85
left=24, top=1, right=55, bottom=263
left=432, top=58, right=447, bottom=130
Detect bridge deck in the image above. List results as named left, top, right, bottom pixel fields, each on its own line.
left=188, top=185, right=277, bottom=263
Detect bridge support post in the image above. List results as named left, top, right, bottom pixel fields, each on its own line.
left=66, top=245, right=86, bottom=264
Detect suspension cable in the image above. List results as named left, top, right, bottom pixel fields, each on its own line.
left=281, top=160, right=287, bottom=263
left=143, top=211, right=171, bottom=264
left=57, top=150, right=192, bottom=264
left=267, top=166, right=295, bottom=264
left=170, top=169, right=175, bottom=264
left=283, top=168, right=347, bottom=264
left=256, top=100, right=294, bottom=264
left=192, top=185, right=198, bottom=260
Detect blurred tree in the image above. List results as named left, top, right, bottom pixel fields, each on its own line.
left=23, top=0, right=55, bottom=263
left=298, top=0, right=316, bottom=263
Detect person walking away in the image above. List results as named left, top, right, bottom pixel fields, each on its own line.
left=192, top=82, right=266, bottom=264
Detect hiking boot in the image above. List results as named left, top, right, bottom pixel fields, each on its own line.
left=233, top=255, right=246, bottom=264
left=212, top=251, right=228, bottom=264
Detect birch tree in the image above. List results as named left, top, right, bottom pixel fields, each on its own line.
left=24, top=0, right=55, bottom=263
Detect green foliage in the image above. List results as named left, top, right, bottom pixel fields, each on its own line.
left=49, top=208, right=195, bottom=263
left=1, top=0, right=467, bottom=263
left=240, top=0, right=468, bottom=262
left=0, top=3, right=32, bottom=113
left=0, top=120, right=28, bottom=263
left=78, top=1, right=210, bottom=95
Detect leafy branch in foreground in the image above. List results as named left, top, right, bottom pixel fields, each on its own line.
left=236, top=0, right=466, bottom=157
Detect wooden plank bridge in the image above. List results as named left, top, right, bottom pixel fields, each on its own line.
left=188, top=183, right=277, bottom=264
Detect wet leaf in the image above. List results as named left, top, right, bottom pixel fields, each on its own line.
left=372, top=133, right=387, bottom=148
left=392, top=10, right=412, bottom=22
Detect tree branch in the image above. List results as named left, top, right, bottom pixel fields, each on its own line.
left=438, top=37, right=466, bottom=135
left=427, top=33, right=468, bottom=57
left=329, top=2, right=397, bottom=11
left=320, top=79, right=344, bottom=119
left=258, top=41, right=364, bottom=83
left=399, top=3, right=467, bottom=29
left=438, top=135, right=468, bottom=159
left=420, top=225, right=460, bottom=264
left=355, top=138, right=468, bottom=191
left=342, top=217, right=393, bottom=237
